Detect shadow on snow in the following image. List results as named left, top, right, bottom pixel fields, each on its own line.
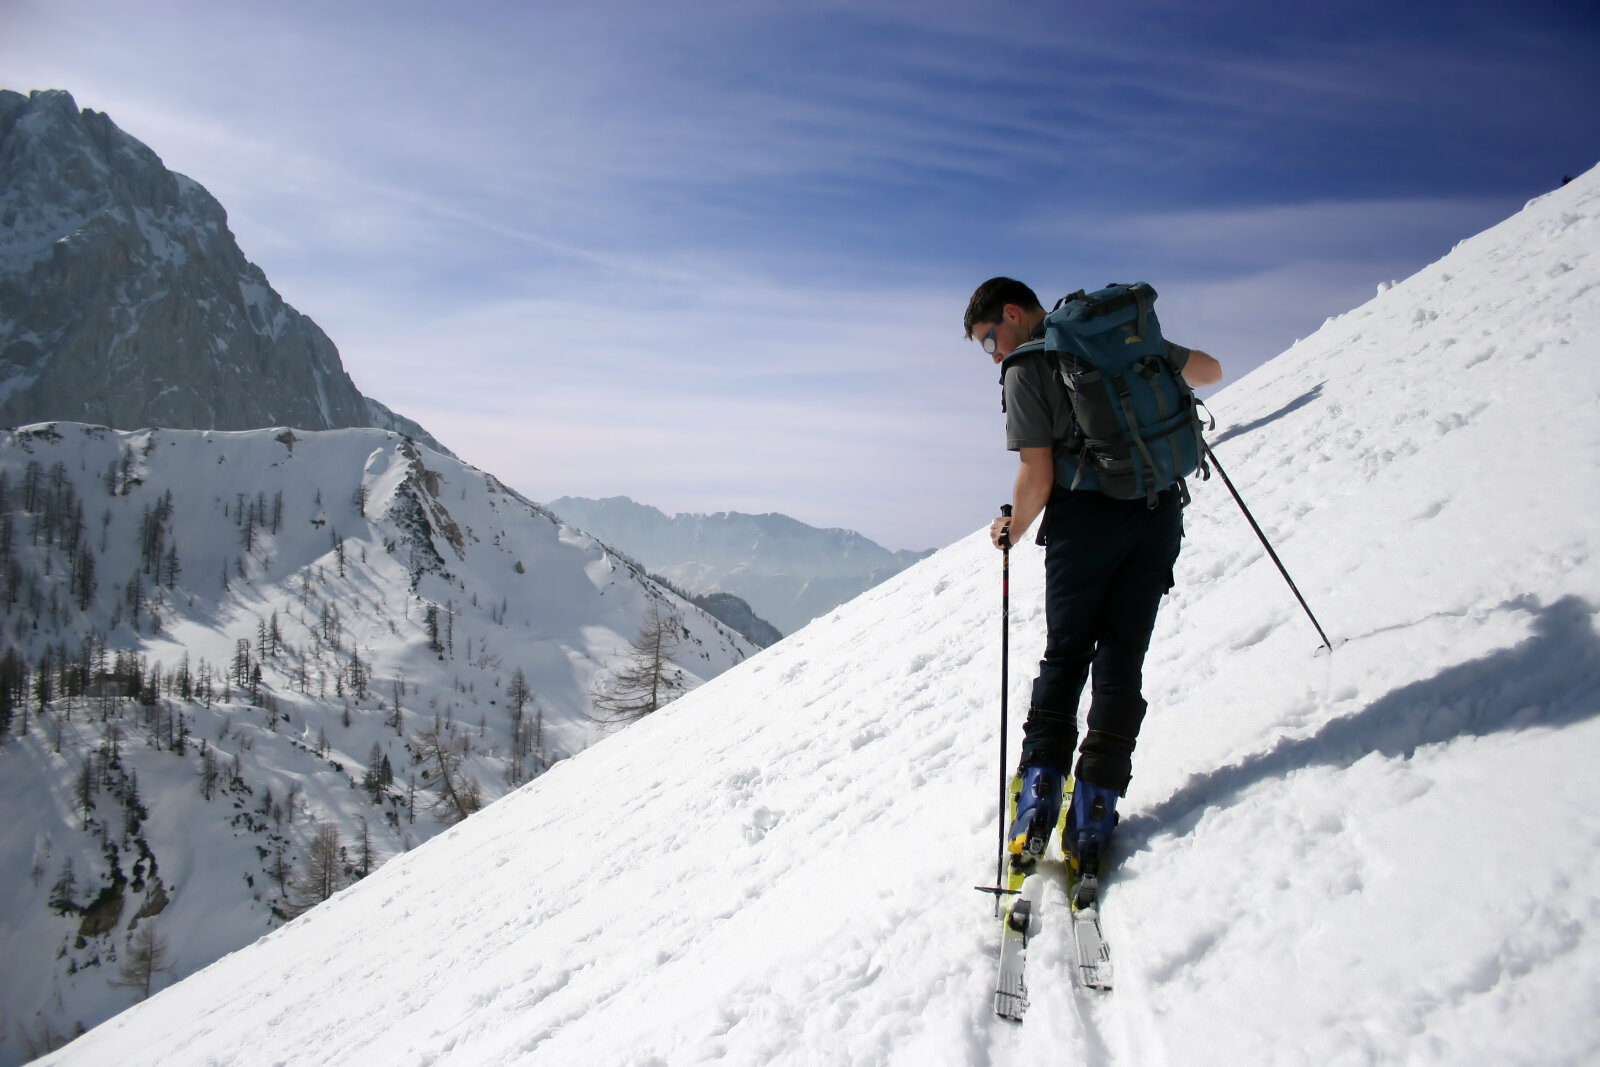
left=1207, top=382, right=1325, bottom=448
left=1120, top=593, right=1600, bottom=850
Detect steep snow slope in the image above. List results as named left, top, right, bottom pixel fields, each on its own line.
left=37, top=169, right=1600, bottom=1065
left=0, top=425, right=751, bottom=1063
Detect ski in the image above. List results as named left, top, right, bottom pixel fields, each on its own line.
left=1068, top=894, right=1114, bottom=990
left=1064, top=776, right=1114, bottom=991
left=986, top=772, right=1068, bottom=1019
left=993, top=865, right=1040, bottom=1019
left=983, top=772, right=1032, bottom=1019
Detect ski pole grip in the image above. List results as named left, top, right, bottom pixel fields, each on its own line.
left=999, top=504, right=1013, bottom=549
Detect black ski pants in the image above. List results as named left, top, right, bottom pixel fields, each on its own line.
left=1019, top=485, right=1183, bottom=794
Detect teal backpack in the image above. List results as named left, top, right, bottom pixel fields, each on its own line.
left=1003, top=282, right=1210, bottom=506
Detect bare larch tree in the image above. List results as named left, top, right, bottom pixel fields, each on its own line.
left=587, top=599, right=688, bottom=725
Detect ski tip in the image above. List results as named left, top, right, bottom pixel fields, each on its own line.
left=993, top=995, right=1027, bottom=1021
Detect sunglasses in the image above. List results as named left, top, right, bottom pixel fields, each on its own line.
left=980, top=316, right=1003, bottom=354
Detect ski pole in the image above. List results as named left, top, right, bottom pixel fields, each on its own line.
left=995, top=504, right=1012, bottom=914
left=1202, top=442, right=1334, bottom=652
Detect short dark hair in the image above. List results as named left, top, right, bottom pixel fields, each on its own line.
left=963, top=278, right=1042, bottom=339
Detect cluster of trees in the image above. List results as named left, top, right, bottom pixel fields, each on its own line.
left=1, top=636, right=158, bottom=739
left=0, top=458, right=189, bottom=643
left=13, top=654, right=389, bottom=942
left=65, top=722, right=153, bottom=842
left=0, top=616, right=559, bottom=927
left=231, top=488, right=285, bottom=553
left=278, top=817, right=380, bottom=919
left=0, top=453, right=367, bottom=666
left=44, top=712, right=165, bottom=1007
left=1, top=461, right=103, bottom=622
left=137, top=489, right=181, bottom=586
left=361, top=742, right=396, bottom=801
left=0, top=632, right=257, bottom=747
left=505, top=667, right=547, bottom=786
left=423, top=602, right=455, bottom=655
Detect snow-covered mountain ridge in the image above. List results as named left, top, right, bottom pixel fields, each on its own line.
left=35, top=169, right=1600, bottom=1065
left=0, top=423, right=753, bottom=1063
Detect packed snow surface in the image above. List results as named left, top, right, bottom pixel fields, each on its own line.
left=39, top=171, right=1600, bottom=1065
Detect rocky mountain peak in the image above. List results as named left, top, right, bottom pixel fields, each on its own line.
left=0, top=88, right=443, bottom=450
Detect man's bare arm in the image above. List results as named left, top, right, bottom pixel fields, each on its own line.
left=991, top=446, right=1054, bottom=549
left=1182, top=349, right=1223, bottom=387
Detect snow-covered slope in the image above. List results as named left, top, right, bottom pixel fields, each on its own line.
left=0, top=425, right=752, bottom=1063
left=36, top=169, right=1600, bottom=1065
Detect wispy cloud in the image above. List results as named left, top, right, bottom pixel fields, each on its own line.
left=4, top=0, right=1595, bottom=549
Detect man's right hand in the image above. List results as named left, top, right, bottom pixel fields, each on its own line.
left=990, top=515, right=1012, bottom=550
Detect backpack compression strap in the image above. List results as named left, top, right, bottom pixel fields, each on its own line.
left=1107, top=369, right=1166, bottom=508
left=1134, top=354, right=1208, bottom=504
left=1156, top=346, right=1216, bottom=492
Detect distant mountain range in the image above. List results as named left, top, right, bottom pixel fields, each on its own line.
left=545, top=496, right=935, bottom=636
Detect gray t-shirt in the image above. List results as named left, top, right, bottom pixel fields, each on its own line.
left=1002, top=341, right=1191, bottom=452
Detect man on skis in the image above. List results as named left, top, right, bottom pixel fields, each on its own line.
left=964, top=277, right=1223, bottom=883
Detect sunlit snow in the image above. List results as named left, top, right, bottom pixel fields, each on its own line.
left=33, top=168, right=1600, bottom=1065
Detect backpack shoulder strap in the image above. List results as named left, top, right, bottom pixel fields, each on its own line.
left=997, top=340, right=1050, bottom=412
left=999, top=339, right=1048, bottom=371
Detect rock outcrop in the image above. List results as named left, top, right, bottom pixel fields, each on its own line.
left=0, top=89, right=443, bottom=451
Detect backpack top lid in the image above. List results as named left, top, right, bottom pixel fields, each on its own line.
left=1045, top=282, right=1163, bottom=361
left=1051, top=281, right=1157, bottom=316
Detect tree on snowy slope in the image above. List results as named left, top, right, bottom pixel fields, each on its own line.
left=586, top=600, right=688, bottom=725
left=411, top=725, right=482, bottom=824
left=353, top=816, right=380, bottom=879
left=109, top=921, right=176, bottom=1001
left=362, top=741, right=395, bottom=802
left=504, top=667, right=550, bottom=786
left=284, top=821, right=346, bottom=917
left=507, top=667, right=532, bottom=719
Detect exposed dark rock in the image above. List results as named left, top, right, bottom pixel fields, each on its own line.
left=0, top=89, right=446, bottom=453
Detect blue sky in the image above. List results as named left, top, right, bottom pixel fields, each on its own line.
left=5, top=0, right=1597, bottom=550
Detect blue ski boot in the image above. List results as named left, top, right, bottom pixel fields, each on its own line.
left=1064, top=780, right=1120, bottom=908
left=1006, top=765, right=1065, bottom=865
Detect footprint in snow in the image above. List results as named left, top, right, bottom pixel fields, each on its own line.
left=743, top=806, right=782, bottom=844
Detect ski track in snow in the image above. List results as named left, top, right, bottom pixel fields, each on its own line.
left=29, top=170, right=1600, bottom=1065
